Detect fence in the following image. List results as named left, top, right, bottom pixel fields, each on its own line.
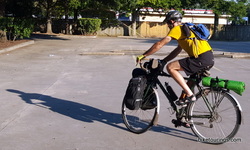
left=32, top=19, right=250, bottom=41
left=97, top=23, right=250, bottom=41
left=218, top=25, right=250, bottom=41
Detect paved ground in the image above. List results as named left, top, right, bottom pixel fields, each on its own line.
left=0, top=35, right=249, bottom=150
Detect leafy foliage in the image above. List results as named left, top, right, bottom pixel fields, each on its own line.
left=0, top=17, right=34, bottom=41
left=182, top=0, right=248, bottom=23
left=227, top=1, right=247, bottom=24
left=77, top=18, right=102, bottom=35
left=119, top=0, right=182, bottom=12
left=5, top=0, right=34, bottom=17
left=0, top=0, right=249, bottom=38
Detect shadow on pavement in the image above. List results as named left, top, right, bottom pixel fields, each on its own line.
left=7, top=89, right=196, bottom=142
left=6, top=89, right=125, bottom=130
left=30, top=33, right=70, bottom=41
left=151, top=124, right=197, bottom=142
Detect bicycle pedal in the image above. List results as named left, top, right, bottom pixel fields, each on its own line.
left=171, top=119, right=182, bottom=127
left=172, top=119, right=191, bottom=128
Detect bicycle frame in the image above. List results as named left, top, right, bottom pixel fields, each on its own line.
left=145, top=70, right=215, bottom=121
left=147, top=70, right=194, bottom=110
left=155, top=77, right=178, bottom=112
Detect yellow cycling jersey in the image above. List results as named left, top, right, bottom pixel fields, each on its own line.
left=167, top=25, right=212, bottom=57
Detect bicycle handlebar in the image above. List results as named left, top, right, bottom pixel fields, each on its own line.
left=139, top=58, right=189, bottom=80
left=139, top=58, right=171, bottom=77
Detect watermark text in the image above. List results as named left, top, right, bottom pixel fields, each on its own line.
left=197, top=137, right=242, bottom=143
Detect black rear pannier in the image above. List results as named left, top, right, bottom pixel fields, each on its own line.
left=123, top=75, right=147, bottom=110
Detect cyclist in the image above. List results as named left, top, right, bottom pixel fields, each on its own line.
left=137, top=10, right=214, bottom=107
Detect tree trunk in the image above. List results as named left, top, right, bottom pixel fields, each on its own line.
left=46, top=0, right=54, bottom=34
left=131, top=22, right=136, bottom=36
left=131, top=11, right=138, bottom=37
left=0, top=0, right=6, bottom=17
left=0, top=0, right=7, bottom=41
left=47, top=18, right=53, bottom=34
left=212, top=13, right=219, bottom=40
left=74, top=9, right=78, bottom=23
left=65, top=7, right=70, bottom=34
left=0, top=30, right=7, bottom=42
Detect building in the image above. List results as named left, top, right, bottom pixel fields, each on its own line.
left=136, top=8, right=231, bottom=37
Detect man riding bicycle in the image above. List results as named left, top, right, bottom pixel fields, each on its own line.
left=137, top=10, right=214, bottom=107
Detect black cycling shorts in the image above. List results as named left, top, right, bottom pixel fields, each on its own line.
left=179, top=50, right=214, bottom=76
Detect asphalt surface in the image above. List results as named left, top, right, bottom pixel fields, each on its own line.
left=0, top=35, right=249, bottom=150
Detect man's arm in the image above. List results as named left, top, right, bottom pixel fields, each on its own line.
left=143, top=36, right=172, bottom=56
left=162, top=45, right=182, bottom=62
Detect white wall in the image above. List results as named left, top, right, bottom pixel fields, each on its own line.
left=138, top=12, right=231, bottom=25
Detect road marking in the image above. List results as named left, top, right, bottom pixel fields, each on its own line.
left=212, top=66, right=224, bottom=72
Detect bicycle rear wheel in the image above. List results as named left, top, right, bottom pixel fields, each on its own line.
left=122, top=86, right=159, bottom=134
left=188, top=88, right=242, bottom=144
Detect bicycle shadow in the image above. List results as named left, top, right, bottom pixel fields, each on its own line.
left=151, top=124, right=197, bottom=142
left=6, top=89, right=125, bottom=131
left=7, top=89, right=196, bottom=142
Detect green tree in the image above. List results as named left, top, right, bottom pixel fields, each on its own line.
left=227, top=0, right=248, bottom=25
left=34, top=0, right=121, bottom=34
left=0, top=0, right=7, bottom=17
left=77, top=18, right=102, bottom=35
left=56, top=0, right=81, bottom=34
left=209, top=0, right=247, bottom=39
left=183, top=0, right=248, bottom=39
left=5, top=0, right=34, bottom=17
left=247, top=1, right=250, bottom=24
left=0, top=17, right=34, bottom=41
left=34, top=0, right=60, bottom=34
left=77, top=0, right=122, bottom=29
left=0, top=0, right=34, bottom=41
left=0, top=0, right=7, bottom=41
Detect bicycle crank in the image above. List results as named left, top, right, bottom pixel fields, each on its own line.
left=172, top=119, right=191, bottom=128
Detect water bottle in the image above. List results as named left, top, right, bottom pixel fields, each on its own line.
left=165, top=82, right=178, bottom=101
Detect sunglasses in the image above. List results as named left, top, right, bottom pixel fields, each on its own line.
left=166, top=20, right=173, bottom=24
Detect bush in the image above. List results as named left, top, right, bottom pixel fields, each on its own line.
left=77, top=18, right=102, bottom=35
left=0, top=17, right=34, bottom=41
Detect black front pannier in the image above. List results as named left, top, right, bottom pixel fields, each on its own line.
left=123, top=75, right=147, bottom=110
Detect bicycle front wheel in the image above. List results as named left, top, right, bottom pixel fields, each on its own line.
left=188, top=88, right=242, bottom=144
left=122, top=86, right=160, bottom=134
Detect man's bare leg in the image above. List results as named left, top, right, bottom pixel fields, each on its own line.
left=166, top=60, right=194, bottom=97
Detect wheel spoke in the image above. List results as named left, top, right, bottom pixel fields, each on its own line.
left=189, top=88, right=241, bottom=144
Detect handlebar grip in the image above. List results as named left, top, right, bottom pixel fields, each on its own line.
left=151, top=59, right=159, bottom=69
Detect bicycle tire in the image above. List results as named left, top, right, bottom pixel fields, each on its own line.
left=188, top=88, right=242, bottom=144
left=122, top=86, right=160, bottom=134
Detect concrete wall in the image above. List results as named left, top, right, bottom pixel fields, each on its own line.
left=139, top=12, right=231, bottom=25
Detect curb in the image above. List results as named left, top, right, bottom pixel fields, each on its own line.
left=31, top=33, right=97, bottom=39
left=79, top=50, right=250, bottom=59
left=57, top=35, right=97, bottom=39
left=1, top=39, right=249, bottom=59
left=0, top=40, right=35, bottom=54
left=79, top=52, right=125, bottom=55
left=221, top=52, right=250, bottom=58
